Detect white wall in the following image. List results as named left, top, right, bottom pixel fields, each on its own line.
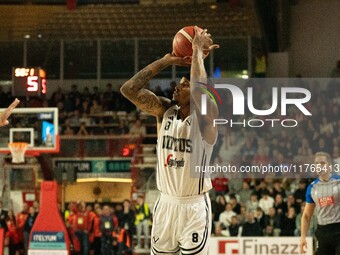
left=289, top=0, right=340, bottom=77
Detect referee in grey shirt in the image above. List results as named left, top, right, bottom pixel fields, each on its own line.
left=300, top=151, right=340, bottom=255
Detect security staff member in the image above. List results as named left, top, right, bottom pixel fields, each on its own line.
left=300, top=151, right=340, bottom=255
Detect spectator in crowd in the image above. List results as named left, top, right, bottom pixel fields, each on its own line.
left=81, top=87, right=91, bottom=102
left=294, top=179, right=307, bottom=205
left=118, top=199, right=135, bottom=250
left=264, top=207, right=281, bottom=236
left=253, top=49, right=266, bottom=78
left=228, top=178, right=243, bottom=195
left=90, top=99, right=103, bottom=115
left=16, top=203, right=28, bottom=254
left=238, top=181, right=253, bottom=206
left=100, top=205, right=117, bottom=255
left=77, top=122, right=90, bottom=136
left=259, top=190, right=274, bottom=215
left=63, top=94, right=74, bottom=113
left=129, top=118, right=146, bottom=143
left=214, top=195, right=227, bottom=222
left=5, top=209, right=21, bottom=255
left=80, top=99, right=91, bottom=114
left=73, top=201, right=91, bottom=255
left=229, top=194, right=241, bottom=214
left=67, top=110, right=81, bottom=127
left=102, top=83, right=115, bottom=111
left=73, top=97, right=82, bottom=113
left=263, top=225, right=274, bottom=236
left=255, top=207, right=266, bottom=230
left=134, top=195, right=150, bottom=250
left=50, top=86, right=65, bottom=106
left=212, top=175, right=229, bottom=196
left=23, top=206, right=37, bottom=253
left=219, top=203, right=236, bottom=229
left=273, top=193, right=287, bottom=216
left=271, top=180, right=286, bottom=200
left=69, top=84, right=81, bottom=105
left=212, top=223, right=226, bottom=237
left=32, top=201, right=39, bottom=216
left=287, top=194, right=300, bottom=214
left=255, top=180, right=269, bottom=198
left=91, top=86, right=101, bottom=102
left=246, top=192, right=259, bottom=213
left=237, top=206, right=248, bottom=225
left=91, top=206, right=102, bottom=255
left=228, top=216, right=241, bottom=237
left=242, top=212, right=263, bottom=236
left=280, top=207, right=296, bottom=236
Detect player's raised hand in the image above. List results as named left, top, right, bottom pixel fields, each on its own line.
left=192, top=26, right=220, bottom=53
left=0, top=98, right=20, bottom=126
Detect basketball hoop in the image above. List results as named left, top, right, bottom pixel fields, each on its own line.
left=8, top=142, right=28, bottom=163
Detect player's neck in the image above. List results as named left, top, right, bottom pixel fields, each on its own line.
left=178, top=105, right=190, bottom=120
left=319, top=172, right=332, bottom=182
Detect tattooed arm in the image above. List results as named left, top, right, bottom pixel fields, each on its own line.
left=120, top=54, right=190, bottom=121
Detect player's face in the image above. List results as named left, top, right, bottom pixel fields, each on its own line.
left=172, top=77, right=190, bottom=106
left=314, top=155, right=332, bottom=177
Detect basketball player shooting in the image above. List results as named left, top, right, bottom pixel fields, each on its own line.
left=0, top=98, right=20, bottom=126
left=121, top=26, right=219, bottom=255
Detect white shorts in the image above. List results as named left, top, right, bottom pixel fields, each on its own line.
left=151, top=192, right=211, bottom=255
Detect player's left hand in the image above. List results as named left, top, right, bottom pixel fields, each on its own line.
left=192, top=26, right=220, bottom=54
left=0, top=98, right=20, bottom=126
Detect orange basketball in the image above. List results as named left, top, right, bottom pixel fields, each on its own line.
left=172, top=26, right=203, bottom=58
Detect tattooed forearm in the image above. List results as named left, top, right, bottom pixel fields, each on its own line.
left=121, top=58, right=169, bottom=97
left=120, top=56, right=171, bottom=117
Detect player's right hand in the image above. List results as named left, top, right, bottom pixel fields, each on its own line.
left=299, top=238, right=307, bottom=254
left=164, top=53, right=192, bottom=66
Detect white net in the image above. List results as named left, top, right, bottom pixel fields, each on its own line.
left=8, top=142, right=28, bottom=163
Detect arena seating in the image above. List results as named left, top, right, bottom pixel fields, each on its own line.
left=0, top=2, right=260, bottom=40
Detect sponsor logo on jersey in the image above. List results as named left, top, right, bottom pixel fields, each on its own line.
left=162, top=135, right=192, bottom=153
left=318, top=196, right=335, bottom=207
left=164, top=154, right=185, bottom=168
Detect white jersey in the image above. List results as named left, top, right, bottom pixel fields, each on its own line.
left=156, top=105, right=215, bottom=196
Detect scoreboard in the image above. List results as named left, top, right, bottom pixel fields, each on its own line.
left=12, top=67, right=47, bottom=97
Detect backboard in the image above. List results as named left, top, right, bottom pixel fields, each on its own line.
left=0, top=107, right=59, bottom=155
